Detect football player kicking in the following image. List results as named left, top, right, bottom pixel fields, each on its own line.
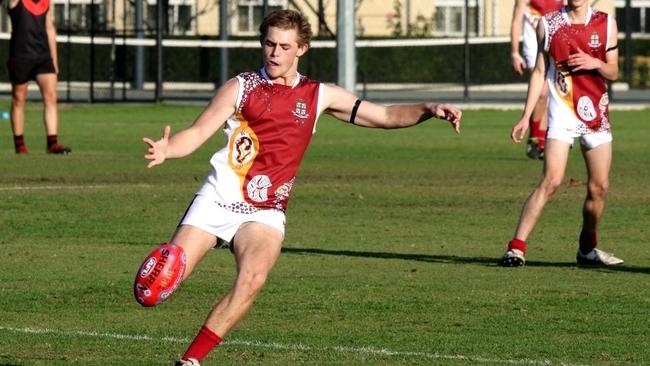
left=500, top=0, right=624, bottom=267
left=135, top=9, right=462, bottom=366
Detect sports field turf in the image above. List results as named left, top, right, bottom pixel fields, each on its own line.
left=0, top=103, right=648, bottom=365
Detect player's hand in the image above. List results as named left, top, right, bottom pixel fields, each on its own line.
left=511, top=53, right=526, bottom=76
left=143, top=125, right=171, bottom=168
left=511, top=117, right=529, bottom=144
left=434, top=103, right=462, bottom=134
left=567, top=49, right=602, bottom=72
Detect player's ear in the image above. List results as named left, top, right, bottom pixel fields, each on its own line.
left=297, top=43, right=309, bottom=57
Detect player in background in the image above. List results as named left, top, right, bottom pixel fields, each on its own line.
left=6, top=0, right=70, bottom=154
left=510, top=0, right=563, bottom=159
left=500, top=0, right=623, bottom=267
left=136, top=10, right=462, bottom=366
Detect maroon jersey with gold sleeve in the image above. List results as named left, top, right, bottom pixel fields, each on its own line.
left=197, top=68, right=323, bottom=213
left=544, top=8, right=611, bottom=133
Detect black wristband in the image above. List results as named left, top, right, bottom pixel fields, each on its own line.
left=350, top=99, right=362, bottom=125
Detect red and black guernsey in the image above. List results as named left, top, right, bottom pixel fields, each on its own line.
left=9, top=0, right=51, bottom=60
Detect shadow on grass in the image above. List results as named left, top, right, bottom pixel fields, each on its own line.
left=282, top=247, right=650, bottom=274
left=522, top=260, right=650, bottom=274
left=282, top=246, right=497, bottom=266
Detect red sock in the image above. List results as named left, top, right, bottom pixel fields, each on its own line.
left=47, top=134, right=58, bottom=149
left=14, top=135, right=25, bottom=149
left=508, top=238, right=527, bottom=254
left=182, top=326, right=222, bottom=362
left=529, top=119, right=546, bottom=140
left=579, top=230, right=597, bottom=255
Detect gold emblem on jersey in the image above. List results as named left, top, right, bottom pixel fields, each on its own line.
left=228, top=119, right=259, bottom=179
left=553, top=64, right=576, bottom=115
left=554, top=65, right=571, bottom=96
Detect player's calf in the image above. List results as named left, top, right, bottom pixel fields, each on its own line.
left=134, top=243, right=186, bottom=307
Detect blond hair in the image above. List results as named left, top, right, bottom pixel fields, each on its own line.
left=259, top=9, right=313, bottom=46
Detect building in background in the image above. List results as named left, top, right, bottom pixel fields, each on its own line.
left=0, top=0, right=627, bottom=38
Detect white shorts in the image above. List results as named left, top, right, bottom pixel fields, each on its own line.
left=522, top=47, right=537, bottom=70
left=522, top=27, right=537, bottom=70
left=179, top=194, right=286, bottom=243
left=546, top=127, right=612, bottom=149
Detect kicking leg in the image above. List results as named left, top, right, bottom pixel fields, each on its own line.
left=179, top=222, right=283, bottom=363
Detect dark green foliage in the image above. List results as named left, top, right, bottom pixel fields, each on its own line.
left=3, top=38, right=649, bottom=85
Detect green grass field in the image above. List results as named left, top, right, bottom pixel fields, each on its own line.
left=0, top=102, right=648, bottom=365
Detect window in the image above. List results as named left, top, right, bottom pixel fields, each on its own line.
left=615, top=0, right=650, bottom=33
left=53, top=0, right=106, bottom=32
left=233, top=0, right=286, bottom=35
left=433, top=0, right=479, bottom=36
left=145, top=0, right=195, bottom=35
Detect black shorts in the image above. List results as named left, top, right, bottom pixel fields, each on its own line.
left=7, top=56, right=56, bottom=85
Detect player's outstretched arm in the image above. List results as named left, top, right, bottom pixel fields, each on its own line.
left=143, top=78, right=238, bottom=168
left=321, top=84, right=461, bottom=133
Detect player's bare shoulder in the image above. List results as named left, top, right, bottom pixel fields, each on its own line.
left=209, top=77, right=240, bottom=111
left=319, top=83, right=357, bottom=116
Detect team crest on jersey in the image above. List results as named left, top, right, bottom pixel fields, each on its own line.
left=292, top=99, right=309, bottom=123
left=589, top=32, right=601, bottom=49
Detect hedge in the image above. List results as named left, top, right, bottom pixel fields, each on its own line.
left=1, top=37, right=648, bottom=87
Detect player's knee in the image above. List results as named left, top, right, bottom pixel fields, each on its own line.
left=588, top=181, right=608, bottom=200
left=133, top=243, right=186, bottom=307
left=42, top=91, right=57, bottom=105
left=236, top=269, right=269, bottom=298
left=540, top=176, right=563, bottom=196
left=11, top=91, right=26, bottom=106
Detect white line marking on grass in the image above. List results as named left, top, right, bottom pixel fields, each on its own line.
left=0, top=325, right=586, bottom=366
left=0, top=183, right=152, bottom=191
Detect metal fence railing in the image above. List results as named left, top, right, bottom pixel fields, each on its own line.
left=0, top=1, right=648, bottom=103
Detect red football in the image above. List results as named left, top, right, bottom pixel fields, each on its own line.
left=134, top=243, right=186, bottom=307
